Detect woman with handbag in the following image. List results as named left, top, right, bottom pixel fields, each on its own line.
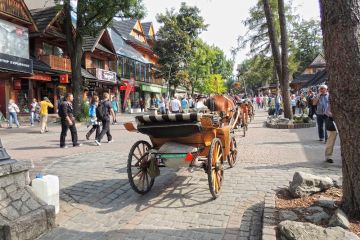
left=8, top=99, right=20, bottom=128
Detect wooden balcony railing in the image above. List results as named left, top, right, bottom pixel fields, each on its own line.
left=151, top=78, right=163, bottom=85
left=0, top=0, right=28, bottom=20
left=40, top=55, right=71, bottom=72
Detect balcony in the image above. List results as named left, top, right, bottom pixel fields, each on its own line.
left=151, top=78, right=163, bottom=85
left=40, top=55, right=71, bottom=72
left=87, top=68, right=117, bottom=83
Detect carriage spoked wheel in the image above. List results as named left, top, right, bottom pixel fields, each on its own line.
left=208, top=138, right=224, bottom=199
left=127, top=140, right=155, bottom=194
left=227, top=136, right=238, bottom=168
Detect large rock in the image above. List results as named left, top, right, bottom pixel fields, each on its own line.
left=289, top=172, right=334, bottom=198
left=329, top=209, right=350, bottom=229
left=279, top=210, right=299, bottom=221
left=278, top=220, right=359, bottom=240
left=305, top=211, right=330, bottom=224
left=314, top=197, right=337, bottom=209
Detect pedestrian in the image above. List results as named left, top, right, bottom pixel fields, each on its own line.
left=313, top=85, right=329, bottom=142
left=291, top=94, right=296, bottom=115
left=139, top=98, right=144, bottom=112
left=111, top=96, right=119, bottom=124
left=256, top=95, right=261, bottom=109
left=306, top=90, right=317, bottom=120
left=126, top=98, right=132, bottom=113
left=86, top=95, right=101, bottom=140
left=39, top=97, right=53, bottom=133
left=181, top=96, right=189, bottom=113
left=59, top=93, right=81, bottom=148
left=95, top=92, right=115, bottom=146
left=263, top=95, right=269, bottom=110
left=165, top=96, right=170, bottom=113
left=297, top=93, right=307, bottom=115
left=159, top=96, right=166, bottom=114
left=7, top=99, right=20, bottom=128
left=275, top=93, right=282, bottom=116
left=188, top=96, right=195, bottom=110
left=30, top=98, right=39, bottom=126
left=169, top=96, right=182, bottom=113
left=324, top=101, right=337, bottom=163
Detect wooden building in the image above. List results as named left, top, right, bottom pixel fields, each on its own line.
left=0, top=0, right=37, bottom=118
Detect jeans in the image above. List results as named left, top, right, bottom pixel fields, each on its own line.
left=292, top=106, right=296, bottom=115
left=97, top=119, right=112, bottom=142
left=9, top=112, right=20, bottom=128
left=30, top=112, right=38, bottom=125
left=86, top=125, right=100, bottom=139
left=316, top=114, right=328, bottom=141
left=275, top=103, right=281, bottom=116
left=60, top=120, right=78, bottom=147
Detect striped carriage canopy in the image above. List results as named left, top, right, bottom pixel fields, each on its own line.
left=135, top=113, right=203, bottom=124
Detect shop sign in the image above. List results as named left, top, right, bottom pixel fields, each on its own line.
left=141, top=84, right=161, bottom=93
left=25, top=73, right=51, bottom=81
left=59, top=74, right=69, bottom=84
left=0, top=53, right=32, bottom=74
left=13, top=79, right=21, bottom=90
left=95, top=68, right=116, bottom=83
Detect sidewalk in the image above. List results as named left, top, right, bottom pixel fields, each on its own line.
left=1, top=110, right=342, bottom=240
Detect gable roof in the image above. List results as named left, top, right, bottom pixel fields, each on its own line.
left=30, top=6, right=60, bottom=33
left=83, top=29, right=116, bottom=55
left=309, top=53, right=326, bottom=68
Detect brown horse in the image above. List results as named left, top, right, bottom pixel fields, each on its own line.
left=206, top=95, right=240, bottom=127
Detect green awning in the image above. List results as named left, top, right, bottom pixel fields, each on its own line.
left=141, top=84, right=162, bottom=93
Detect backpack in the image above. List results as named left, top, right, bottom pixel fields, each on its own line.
left=96, top=101, right=108, bottom=121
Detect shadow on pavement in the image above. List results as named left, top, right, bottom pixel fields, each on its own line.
left=12, top=145, right=60, bottom=150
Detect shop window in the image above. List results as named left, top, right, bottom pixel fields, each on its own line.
left=135, top=62, right=141, bottom=81
left=16, top=80, right=30, bottom=113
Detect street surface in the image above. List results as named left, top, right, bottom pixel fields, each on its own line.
left=0, top=111, right=341, bottom=240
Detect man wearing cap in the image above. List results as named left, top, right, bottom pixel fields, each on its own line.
left=313, top=85, right=329, bottom=142
left=39, top=97, right=53, bottom=134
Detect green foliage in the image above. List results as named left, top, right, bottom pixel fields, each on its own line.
left=77, top=101, right=90, bottom=122
left=154, top=3, right=207, bottom=92
left=201, top=74, right=227, bottom=95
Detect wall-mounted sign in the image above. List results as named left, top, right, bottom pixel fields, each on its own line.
left=95, top=68, right=116, bottom=83
left=0, top=19, right=29, bottom=59
left=0, top=52, right=32, bottom=74
left=25, top=73, right=51, bottom=81
left=59, top=74, right=69, bottom=84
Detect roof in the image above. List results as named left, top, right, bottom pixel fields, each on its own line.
left=108, top=28, right=150, bottom=64
left=83, top=29, right=116, bottom=55
left=309, top=53, right=326, bottom=68
left=302, top=70, right=328, bottom=88
left=81, top=68, right=97, bottom=80
left=111, top=20, right=153, bottom=52
left=292, top=74, right=315, bottom=84
left=83, top=35, right=100, bottom=52
left=141, top=22, right=152, bottom=36
left=30, top=6, right=59, bottom=33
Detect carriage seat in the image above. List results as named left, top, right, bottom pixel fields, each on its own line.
left=135, top=113, right=203, bottom=138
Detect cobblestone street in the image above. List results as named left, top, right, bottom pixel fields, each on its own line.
left=0, top=111, right=342, bottom=240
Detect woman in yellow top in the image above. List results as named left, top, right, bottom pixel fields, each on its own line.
left=39, top=97, right=53, bottom=133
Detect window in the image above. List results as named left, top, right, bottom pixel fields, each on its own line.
left=91, top=57, right=104, bottom=69
left=135, top=62, right=141, bottom=81
left=43, top=42, right=64, bottom=56
left=118, top=57, right=123, bottom=77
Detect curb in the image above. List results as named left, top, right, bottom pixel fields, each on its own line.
left=262, top=191, right=277, bottom=240
left=265, top=121, right=316, bottom=129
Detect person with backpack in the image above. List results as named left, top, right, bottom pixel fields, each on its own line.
left=86, top=96, right=100, bottom=140
left=95, top=92, right=115, bottom=146
left=59, top=93, right=81, bottom=148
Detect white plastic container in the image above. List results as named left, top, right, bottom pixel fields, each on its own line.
left=31, top=175, right=60, bottom=214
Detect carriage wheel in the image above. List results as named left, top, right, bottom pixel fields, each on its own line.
left=207, top=138, right=224, bottom=199
left=127, top=140, right=155, bottom=194
left=227, top=136, right=238, bottom=168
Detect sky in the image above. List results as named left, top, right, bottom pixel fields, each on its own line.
left=142, top=0, right=321, bottom=72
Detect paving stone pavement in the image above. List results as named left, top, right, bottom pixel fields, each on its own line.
left=1, top=111, right=342, bottom=240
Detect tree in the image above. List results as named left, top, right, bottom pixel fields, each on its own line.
left=262, top=0, right=292, bottom=119
left=319, top=0, right=360, bottom=217
left=202, top=74, right=227, bottom=95
left=291, top=19, right=323, bottom=74
left=154, top=3, right=207, bottom=95
left=61, top=0, right=144, bottom=117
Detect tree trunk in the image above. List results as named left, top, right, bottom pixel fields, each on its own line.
left=278, top=0, right=292, bottom=119
left=64, top=1, right=84, bottom=118
left=320, top=0, right=360, bottom=217
left=263, top=0, right=282, bottom=81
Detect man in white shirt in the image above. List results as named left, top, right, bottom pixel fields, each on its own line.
left=170, top=96, right=182, bottom=113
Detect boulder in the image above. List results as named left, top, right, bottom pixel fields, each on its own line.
left=305, top=211, right=330, bottom=224
left=289, top=172, right=334, bottom=198
left=314, top=197, right=337, bottom=209
left=329, top=209, right=350, bottom=229
left=278, top=220, right=359, bottom=240
left=279, top=210, right=299, bottom=221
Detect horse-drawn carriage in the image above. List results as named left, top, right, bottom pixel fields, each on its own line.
left=124, top=96, right=240, bottom=199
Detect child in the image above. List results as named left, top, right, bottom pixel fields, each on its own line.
left=86, top=96, right=100, bottom=140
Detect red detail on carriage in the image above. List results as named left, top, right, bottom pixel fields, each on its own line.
left=185, top=152, right=193, bottom=161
